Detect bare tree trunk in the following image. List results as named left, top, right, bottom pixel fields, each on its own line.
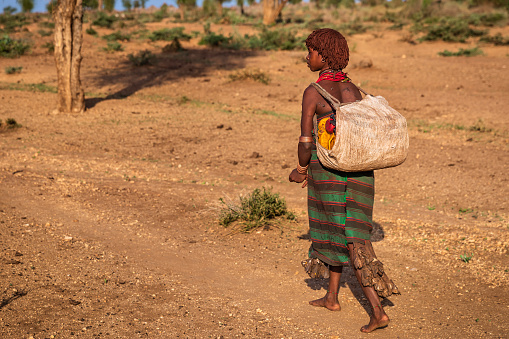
left=262, top=0, right=288, bottom=25
left=98, top=0, right=103, bottom=11
left=179, top=6, right=184, bottom=20
left=54, top=0, right=85, bottom=114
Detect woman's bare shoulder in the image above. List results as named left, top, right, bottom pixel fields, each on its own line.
left=339, top=82, right=362, bottom=103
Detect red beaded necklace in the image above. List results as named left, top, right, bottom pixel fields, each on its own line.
left=316, top=69, right=351, bottom=83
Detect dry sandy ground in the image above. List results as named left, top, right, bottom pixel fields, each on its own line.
left=0, top=17, right=508, bottom=338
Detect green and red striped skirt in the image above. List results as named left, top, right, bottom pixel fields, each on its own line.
left=308, top=113, right=374, bottom=266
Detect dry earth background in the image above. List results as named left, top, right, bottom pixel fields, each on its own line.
left=0, top=5, right=509, bottom=338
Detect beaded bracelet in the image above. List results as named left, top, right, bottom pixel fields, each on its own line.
left=297, top=163, right=308, bottom=175
left=299, top=136, right=313, bottom=143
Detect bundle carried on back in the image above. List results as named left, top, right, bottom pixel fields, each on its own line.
left=311, top=82, right=409, bottom=172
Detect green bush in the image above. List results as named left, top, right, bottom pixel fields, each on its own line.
left=92, top=12, right=117, bottom=28
left=468, top=12, right=507, bottom=27
left=219, top=187, right=295, bottom=232
left=103, top=41, right=124, bottom=52
left=5, top=65, right=22, bottom=74
left=438, top=47, right=483, bottom=57
left=0, top=14, right=28, bottom=33
left=86, top=27, right=98, bottom=36
left=199, top=27, right=306, bottom=51
left=480, top=33, right=509, bottom=45
left=199, top=30, right=231, bottom=47
left=1, top=118, right=22, bottom=129
left=148, top=27, right=191, bottom=41
left=0, top=35, right=31, bottom=57
left=418, top=17, right=487, bottom=42
left=127, top=49, right=155, bottom=66
left=102, top=31, right=131, bottom=41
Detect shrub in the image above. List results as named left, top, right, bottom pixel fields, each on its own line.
left=198, top=30, right=231, bottom=47
left=229, top=69, right=270, bottom=85
left=0, top=35, right=30, bottom=57
left=1, top=118, right=22, bottom=129
left=92, top=12, right=117, bottom=28
left=438, top=47, right=483, bottom=57
left=418, top=17, right=487, bottom=42
left=255, top=27, right=306, bottom=50
left=103, top=41, right=124, bottom=52
left=468, top=12, right=507, bottom=27
left=86, top=27, right=98, bottom=36
left=480, top=33, right=509, bottom=45
left=219, top=187, right=295, bottom=233
left=102, top=31, right=131, bottom=42
left=5, top=66, right=22, bottom=74
left=0, top=14, right=28, bottom=33
left=148, top=27, right=191, bottom=42
left=127, top=49, right=155, bottom=66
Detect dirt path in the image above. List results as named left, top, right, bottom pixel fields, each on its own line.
left=1, top=21, right=508, bottom=338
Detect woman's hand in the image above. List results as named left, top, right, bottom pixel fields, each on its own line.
left=289, top=169, right=308, bottom=188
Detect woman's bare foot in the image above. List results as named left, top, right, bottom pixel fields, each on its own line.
left=309, top=292, right=341, bottom=311
left=360, top=307, right=390, bottom=333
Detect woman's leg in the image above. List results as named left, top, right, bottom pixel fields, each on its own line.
left=308, top=265, right=342, bottom=311
left=348, top=243, right=390, bottom=333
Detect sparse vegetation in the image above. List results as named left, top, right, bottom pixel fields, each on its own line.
left=86, top=27, right=98, bottom=36
left=5, top=66, right=22, bottom=74
left=416, top=17, right=487, bottom=43
left=103, top=41, right=124, bottom=53
left=0, top=118, right=22, bottom=129
left=102, top=31, right=131, bottom=42
left=42, top=41, right=54, bottom=53
left=438, top=47, right=483, bottom=57
left=0, top=35, right=31, bottom=58
left=148, top=27, right=191, bottom=42
left=127, top=49, right=155, bottom=66
left=219, top=187, right=295, bottom=233
left=460, top=253, right=474, bottom=263
left=480, top=33, right=509, bottom=45
left=92, top=12, right=117, bottom=29
left=229, top=69, right=270, bottom=85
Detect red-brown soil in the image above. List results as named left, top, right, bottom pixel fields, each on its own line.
left=0, top=16, right=508, bottom=338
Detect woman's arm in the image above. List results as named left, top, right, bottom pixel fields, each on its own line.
left=289, top=86, right=318, bottom=186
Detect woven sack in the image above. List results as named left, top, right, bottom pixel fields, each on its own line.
left=311, top=82, right=409, bottom=172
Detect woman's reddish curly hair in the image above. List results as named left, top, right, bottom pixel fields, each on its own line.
left=305, top=28, right=349, bottom=70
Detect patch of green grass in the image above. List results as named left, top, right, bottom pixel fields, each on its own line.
left=427, top=204, right=436, bottom=211
left=460, top=253, right=473, bottom=263
left=5, top=66, right=22, bottom=74
left=438, top=47, right=483, bottom=57
left=127, top=50, right=155, bottom=66
left=219, top=187, right=295, bottom=233
left=103, top=42, right=124, bottom=53
left=229, top=69, right=270, bottom=85
left=0, top=81, right=57, bottom=93
left=0, top=35, right=31, bottom=58
left=459, top=208, right=474, bottom=214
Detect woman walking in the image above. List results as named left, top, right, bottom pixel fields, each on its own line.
left=289, top=28, right=399, bottom=333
